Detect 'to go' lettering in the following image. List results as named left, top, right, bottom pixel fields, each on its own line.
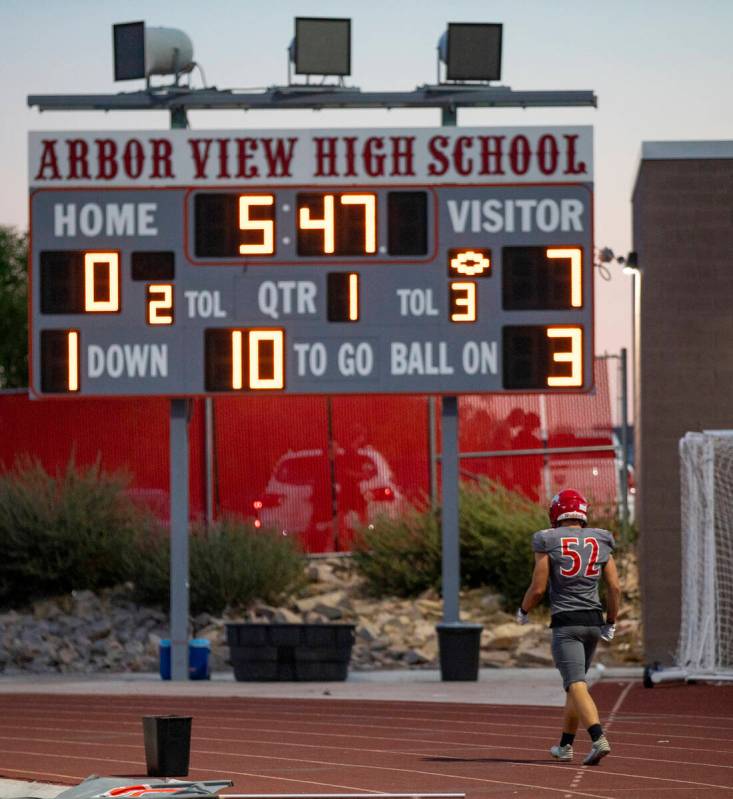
left=338, top=342, right=374, bottom=376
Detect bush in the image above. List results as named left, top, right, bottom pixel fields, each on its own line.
left=352, top=502, right=442, bottom=597
left=458, top=481, right=547, bottom=607
left=354, top=479, right=547, bottom=608
left=0, top=456, right=151, bottom=605
left=128, top=517, right=306, bottom=615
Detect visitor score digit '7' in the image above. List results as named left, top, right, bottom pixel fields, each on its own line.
left=27, top=125, right=594, bottom=398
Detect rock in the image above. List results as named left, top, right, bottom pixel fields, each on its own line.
left=312, top=603, right=343, bottom=620
left=56, top=647, right=76, bottom=666
left=296, top=590, right=346, bottom=613
left=479, top=593, right=503, bottom=613
left=515, top=646, right=554, bottom=666
left=414, top=598, right=442, bottom=615
left=87, top=620, right=112, bottom=641
left=356, top=623, right=379, bottom=642
left=251, top=603, right=277, bottom=620
left=481, top=649, right=514, bottom=667
left=146, top=633, right=162, bottom=656
left=90, top=639, right=108, bottom=656
left=193, top=612, right=212, bottom=628
left=71, top=590, right=101, bottom=618
left=403, top=648, right=432, bottom=665
left=486, top=622, right=544, bottom=649
left=33, top=599, right=62, bottom=620
left=273, top=607, right=301, bottom=623
left=412, top=620, right=437, bottom=644
left=0, top=552, right=642, bottom=675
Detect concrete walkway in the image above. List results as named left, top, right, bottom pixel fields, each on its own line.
left=0, top=782, right=65, bottom=799
left=0, top=665, right=640, bottom=706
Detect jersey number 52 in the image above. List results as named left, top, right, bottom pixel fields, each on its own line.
left=560, top=536, right=601, bottom=577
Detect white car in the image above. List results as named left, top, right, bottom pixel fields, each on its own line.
left=252, top=445, right=405, bottom=551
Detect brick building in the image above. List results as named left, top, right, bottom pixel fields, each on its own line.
left=633, top=142, right=733, bottom=664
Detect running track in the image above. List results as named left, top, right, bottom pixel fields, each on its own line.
left=1, top=681, right=732, bottom=799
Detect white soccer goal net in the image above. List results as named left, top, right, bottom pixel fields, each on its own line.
left=678, top=431, right=733, bottom=677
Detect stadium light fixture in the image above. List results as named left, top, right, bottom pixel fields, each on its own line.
left=113, top=21, right=195, bottom=84
left=288, top=17, right=351, bottom=85
left=437, top=22, right=503, bottom=84
left=622, top=251, right=640, bottom=274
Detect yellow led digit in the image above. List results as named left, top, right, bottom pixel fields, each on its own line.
left=231, top=330, right=244, bottom=390
left=299, top=194, right=335, bottom=254
left=340, top=194, right=376, bottom=253
left=146, top=284, right=174, bottom=325
left=450, top=281, right=477, bottom=322
left=239, top=195, right=275, bottom=255
left=67, top=330, right=79, bottom=392
left=546, top=247, right=582, bottom=307
left=546, top=326, right=583, bottom=387
left=249, top=330, right=285, bottom=390
left=84, top=252, right=119, bottom=312
left=348, top=273, right=359, bottom=321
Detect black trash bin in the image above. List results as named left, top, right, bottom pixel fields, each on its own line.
left=436, top=622, right=483, bottom=681
left=142, top=715, right=192, bottom=777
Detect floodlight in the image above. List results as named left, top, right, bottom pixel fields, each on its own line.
left=438, top=22, right=502, bottom=82
left=292, top=17, right=351, bottom=77
left=113, top=21, right=194, bottom=81
left=623, top=251, right=640, bottom=274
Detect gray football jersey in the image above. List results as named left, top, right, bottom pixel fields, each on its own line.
left=532, top=526, right=615, bottom=615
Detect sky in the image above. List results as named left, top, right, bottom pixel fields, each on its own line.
left=2, top=0, right=733, bottom=398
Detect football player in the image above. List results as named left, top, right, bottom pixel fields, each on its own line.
left=516, top=489, right=620, bottom=766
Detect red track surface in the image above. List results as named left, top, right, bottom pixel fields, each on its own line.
left=1, top=681, right=733, bottom=799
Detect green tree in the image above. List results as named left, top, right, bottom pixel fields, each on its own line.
left=0, top=226, right=28, bottom=388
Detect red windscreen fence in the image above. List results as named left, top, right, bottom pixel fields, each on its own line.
left=0, top=361, right=616, bottom=553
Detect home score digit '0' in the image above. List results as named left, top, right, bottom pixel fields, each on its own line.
left=28, top=125, right=594, bottom=397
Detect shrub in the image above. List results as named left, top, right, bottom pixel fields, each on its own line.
left=458, top=480, right=548, bottom=607
left=354, top=479, right=547, bottom=607
left=352, top=502, right=442, bottom=597
left=128, top=517, right=307, bottom=615
left=0, top=456, right=151, bottom=605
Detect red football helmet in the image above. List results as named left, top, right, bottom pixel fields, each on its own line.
left=549, top=489, right=589, bottom=527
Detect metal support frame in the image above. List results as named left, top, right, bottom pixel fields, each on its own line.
left=169, top=398, right=190, bottom=681
left=437, top=443, right=617, bottom=460
left=597, top=350, right=631, bottom=538
left=28, top=86, right=596, bottom=114
left=169, top=106, right=190, bottom=681
left=619, top=347, right=630, bottom=538
left=439, top=105, right=460, bottom=628
left=440, top=396, right=460, bottom=624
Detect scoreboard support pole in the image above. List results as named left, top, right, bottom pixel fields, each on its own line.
left=170, top=105, right=190, bottom=681
left=439, top=105, right=463, bottom=630
left=170, top=398, right=191, bottom=680
left=440, top=396, right=460, bottom=624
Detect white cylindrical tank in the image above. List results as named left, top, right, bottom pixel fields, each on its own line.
left=144, top=27, right=194, bottom=76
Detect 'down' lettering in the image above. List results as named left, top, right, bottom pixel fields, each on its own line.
left=87, top=344, right=168, bottom=378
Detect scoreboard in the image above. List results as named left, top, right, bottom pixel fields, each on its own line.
left=28, top=126, right=594, bottom=397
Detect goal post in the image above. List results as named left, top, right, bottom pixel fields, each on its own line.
left=651, top=431, right=733, bottom=684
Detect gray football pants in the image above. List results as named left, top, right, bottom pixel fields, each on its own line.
left=551, top=625, right=601, bottom=690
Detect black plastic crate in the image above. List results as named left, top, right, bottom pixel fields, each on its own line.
left=229, top=645, right=278, bottom=662
left=269, top=625, right=305, bottom=647
left=294, top=645, right=352, bottom=663
left=227, top=623, right=355, bottom=681
left=295, top=661, right=349, bottom=681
